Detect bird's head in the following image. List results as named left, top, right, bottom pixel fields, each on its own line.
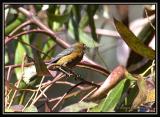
left=72, top=42, right=86, bottom=51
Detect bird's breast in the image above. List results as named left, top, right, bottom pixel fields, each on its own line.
left=56, top=51, right=84, bottom=68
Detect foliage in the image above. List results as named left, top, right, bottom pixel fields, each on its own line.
left=4, top=4, right=155, bottom=113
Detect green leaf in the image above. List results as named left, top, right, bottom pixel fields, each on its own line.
left=5, top=13, right=26, bottom=35
left=14, top=42, right=27, bottom=80
left=60, top=101, right=97, bottom=112
left=35, top=5, right=43, bottom=12
left=47, top=5, right=72, bottom=31
left=68, top=20, right=99, bottom=48
left=5, top=49, right=9, bottom=64
left=14, top=35, right=32, bottom=80
left=51, top=13, right=71, bottom=24
left=125, top=83, right=139, bottom=108
left=114, top=18, right=155, bottom=60
left=42, top=38, right=56, bottom=59
left=137, top=16, right=155, bottom=42
left=14, top=42, right=26, bottom=64
left=79, top=29, right=99, bottom=48
left=23, top=105, right=38, bottom=112
left=47, top=5, right=72, bottom=23
left=79, top=14, right=89, bottom=29
left=86, top=5, right=99, bottom=16
left=90, top=79, right=127, bottom=112
left=87, top=5, right=99, bottom=42
left=125, top=72, right=138, bottom=81
left=32, top=33, right=49, bottom=76
left=18, top=80, right=27, bottom=89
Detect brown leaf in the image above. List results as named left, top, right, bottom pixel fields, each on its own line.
left=131, top=75, right=147, bottom=110
left=114, top=18, right=155, bottom=60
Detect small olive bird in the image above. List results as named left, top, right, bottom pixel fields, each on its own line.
left=47, top=42, right=86, bottom=70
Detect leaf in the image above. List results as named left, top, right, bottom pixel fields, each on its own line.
left=125, top=83, right=139, bottom=108
left=5, top=13, right=26, bottom=35
left=86, top=5, right=99, bottom=16
left=14, top=43, right=27, bottom=80
left=131, top=75, right=147, bottom=110
left=145, top=89, right=155, bottom=103
left=48, top=5, right=72, bottom=24
left=144, top=77, right=155, bottom=104
left=68, top=20, right=99, bottom=48
left=14, top=35, right=32, bottom=80
left=18, top=80, right=27, bottom=89
left=32, top=48, right=49, bottom=76
left=23, top=105, right=38, bottom=112
left=125, top=72, right=138, bottom=81
left=51, top=14, right=71, bottom=24
left=79, top=29, right=99, bottom=48
left=114, top=18, right=155, bottom=60
left=5, top=48, right=9, bottom=64
left=60, top=101, right=97, bottom=112
left=42, top=38, right=56, bottom=60
left=32, top=35, right=49, bottom=76
left=87, top=5, right=99, bottom=42
left=47, top=5, right=72, bottom=31
left=79, top=14, right=89, bottom=29
left=90, top=79, right=127, bottom=112
left=137, top=17, right=155, bottom=43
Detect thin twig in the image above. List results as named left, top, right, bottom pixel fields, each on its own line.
left=48, top=90, right=81, bottom=103
left=56, top=81, right=85, bottom=90
left=6, top=89, right=13, bottom=107
left=17, top=7, right=110, bottom=76
left=127, top=58, right=149, bottom=72
left=9, top=20, right=33, bottom=36
left=5, top=60, right=110, bottom=81
left=5, top=29, right=50, bottom=44
left=39, top=89, right=50, bottom=101
left=48, top=84, right=96, bottom=103
left=141, top=62, right=155, bottom=76
left=18, top=38, right=50, bottom=58
left=30, top=83, right=52, bottom=106
left=8, top=53, right=26, bottom=108
left=48, top=64, right=100, bottom=88
left=51, top=93, right=67, bottom=111
left=40, top=73, right=65, bottom=88
left=5, top=62, right=35, bottom=69
left=30, top=73, right=65, bottom=106
left=63, top=67, right=100, bottom=88
left=79, top=87, right=98, bottom=102
left=22, top=92, right=36, bottom=112
left=6, top=66, right=12, bottom=81
left=32, top=76, right=45, bottom=105
left=51, top=82, right=83, bottom=111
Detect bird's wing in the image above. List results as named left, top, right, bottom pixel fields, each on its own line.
left=48, top=47, right=74, bottom=64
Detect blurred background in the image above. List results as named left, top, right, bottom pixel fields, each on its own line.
left=5, top=4, right=155, bottom=112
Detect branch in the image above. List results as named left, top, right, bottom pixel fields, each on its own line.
left=17, top=7, right=110, bottom=77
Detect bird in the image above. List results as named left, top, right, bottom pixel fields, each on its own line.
left=47, top=42, right=86, bottom=70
